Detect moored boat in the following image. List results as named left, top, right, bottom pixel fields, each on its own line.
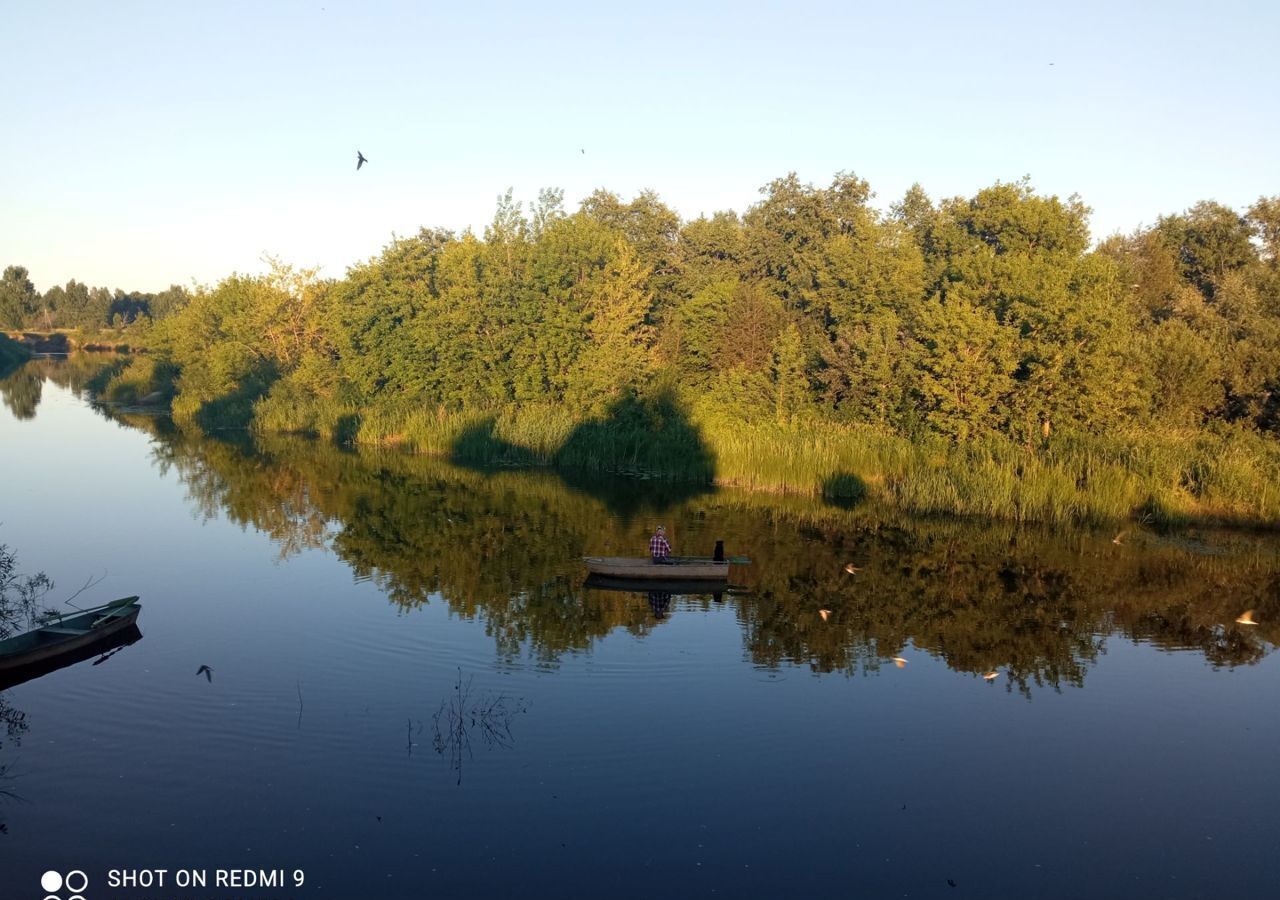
left=0, top=597, right=142, bottom=673
left=0, top=623, right=142, bottom=691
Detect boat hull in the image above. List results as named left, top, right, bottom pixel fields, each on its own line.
left=0, top=624, right=143, bottom=690
left=0, top=600, right=142, bottom=672
left=582, top=556, right=730, bottom=581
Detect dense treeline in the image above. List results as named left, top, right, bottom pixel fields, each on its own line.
left=134, top=176, right=1280, bottom=438
left=0, top=264, right=188, bottom=332
left=18, top=174, right=1280, bottom=523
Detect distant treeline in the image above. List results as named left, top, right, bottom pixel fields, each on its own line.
left=0, top=265, right=188, bottom=332
left=15, top=174, right=1280, bottom=523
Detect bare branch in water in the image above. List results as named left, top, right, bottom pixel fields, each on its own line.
left=430, top=668, right=527, bottom=784
left=60, top=571, right=108, bottom=609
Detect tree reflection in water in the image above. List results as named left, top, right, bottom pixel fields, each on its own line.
left=0, top=689, right=31, bottom=834
left=88, top=413, right=1280, bottom=695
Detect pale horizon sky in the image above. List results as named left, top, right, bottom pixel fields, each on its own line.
left=3, top=0, right=1277, bottom=293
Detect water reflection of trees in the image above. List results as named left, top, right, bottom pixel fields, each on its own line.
left=0, top=367, right=42, bottom=420
left=1, top=354, right=139, bottom=428
left=2, top=354, right=123, bottom=403
left=117, top=417, right=1280, bottom=692
left=0, top=692, right=29, bottom=831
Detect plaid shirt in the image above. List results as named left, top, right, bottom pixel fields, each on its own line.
left=649, top=534, right=671, bottom=559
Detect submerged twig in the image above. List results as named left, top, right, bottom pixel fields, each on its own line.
left=430, top=668, right=527, bottom=784
left=60, top=571, right=108, bottom=609
left=406, top=717, right=423, bottom=757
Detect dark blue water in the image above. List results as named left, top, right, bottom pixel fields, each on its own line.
left=1, top=367, right=1278, bottom=899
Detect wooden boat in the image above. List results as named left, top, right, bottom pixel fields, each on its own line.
left=582, top=556, right=745, bottom=581
left=0, top=597, right=141, bottom=673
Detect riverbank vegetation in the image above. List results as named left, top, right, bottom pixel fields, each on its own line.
left=8, top=177, right=1280, bottom=525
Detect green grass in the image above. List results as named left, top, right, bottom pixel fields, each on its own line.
left=93, top=355, right=178, bottom=406
left=348, top=403, right=716, bottom=480
left=696, top=418, right=1280, bottom=527
left=329, top=403, right=1280, bottom=527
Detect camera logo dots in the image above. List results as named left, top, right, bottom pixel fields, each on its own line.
left=40, top=869, right=87, bottom=900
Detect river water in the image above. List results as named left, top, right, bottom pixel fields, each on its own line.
left=1, top=359, right=1278, bottom=899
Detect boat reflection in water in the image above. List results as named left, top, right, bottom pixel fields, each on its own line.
left=584, top=574, right=735, bottom=621
left=584, top=574, right=728, bottom=595
left=0, top=621, right=144, bottom=691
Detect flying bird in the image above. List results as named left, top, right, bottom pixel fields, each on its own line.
left=819, top=609, right=831, bottom=622
left=1112, top=531, right=1127, bottom=545
left=983, top=671, right=999, bottom=681
left=356, top=151, right=368, bottom=171
left=843, top=563, right=862, bottom=575
left=892, top=657, right=908, bottom=668
left=1236, top=610, right=1259, bottom=626
left=196, top=664, right=213, bottom=682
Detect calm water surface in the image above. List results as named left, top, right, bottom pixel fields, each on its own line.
left=1, top=360, right=1279, bottom=899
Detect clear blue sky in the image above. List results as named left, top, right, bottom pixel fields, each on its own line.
left=3, top=0, right=1277, bottom=292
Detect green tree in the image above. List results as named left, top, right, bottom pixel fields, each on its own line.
left=772, top=321, right=807, bottom=424
left=1248, top=197, right=1280, bottom=267
left=1156, top=201, right=1258, bottom=301
left=914, top=296, right=1018, bottom=440
left=0, top=266, right=39, bottom=329
left=1145, top=318, right=1223, bottom=427
left=0, top=543, right=52, bottom=639
left=714, top=282, right=784, bottom=374
left=676, top=212, right=744, bottom=294
left=567, top=239, right=655, bottom=412
left=817, top=310, right=915, bottom=427
left=530, top=187, right=567, bottom=239
left=663, top=278, right=735, bottom=383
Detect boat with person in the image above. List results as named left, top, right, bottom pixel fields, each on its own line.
left=0, top=596, right=142, bottom=674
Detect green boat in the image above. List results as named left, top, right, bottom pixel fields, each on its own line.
left=0, top=597, right=142, bottom=673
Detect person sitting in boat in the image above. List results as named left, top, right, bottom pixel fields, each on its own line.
left=649, top=525, right=674, bottom=564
